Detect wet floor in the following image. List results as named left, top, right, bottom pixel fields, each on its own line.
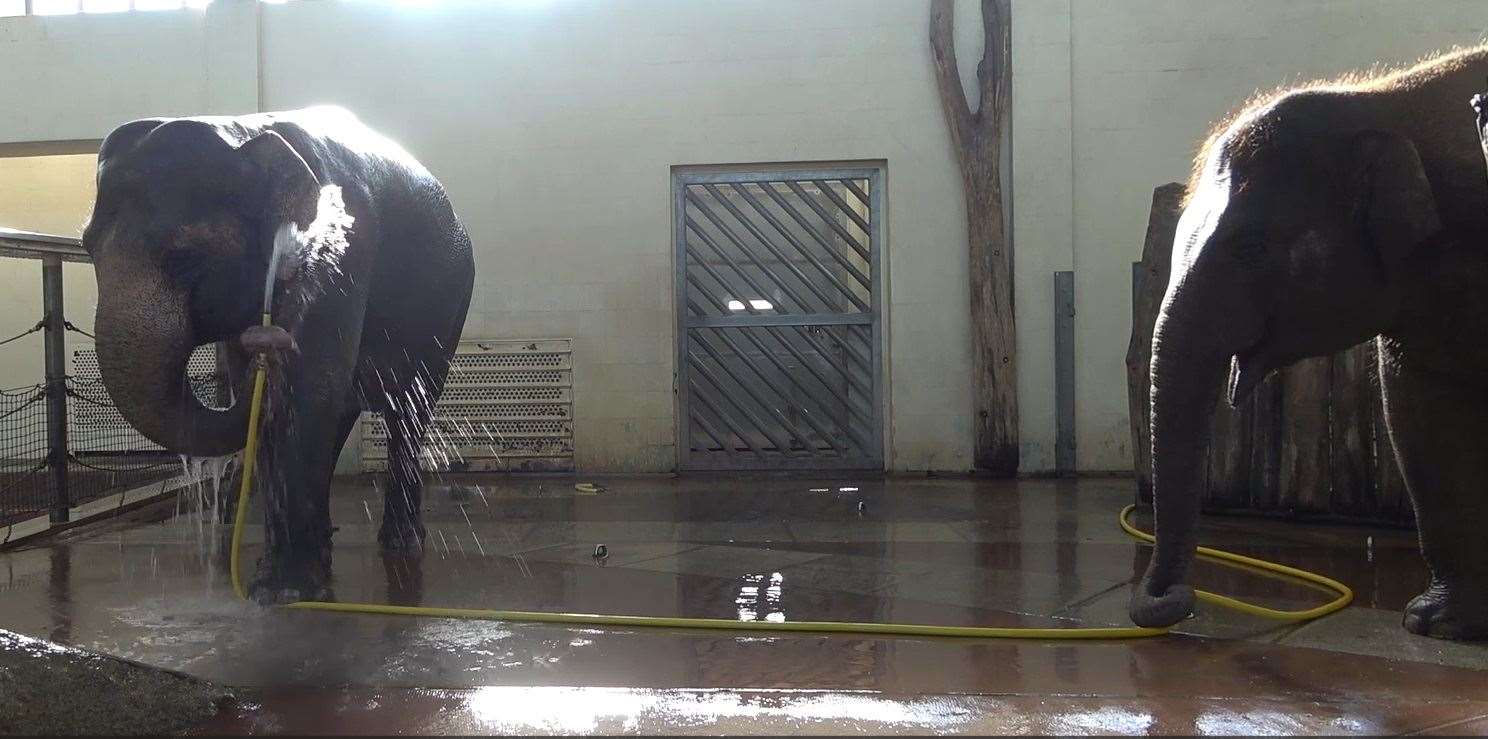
left=2, top=475, right=1487, bottom=735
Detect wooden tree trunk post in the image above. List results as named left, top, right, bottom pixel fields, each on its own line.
left=1330, top=342, right=1376, bottom=513
left=1127, top=183, right=1184, bottom=502
left=1278, top=356, right=1333, bottom=513
left=930, top=0, right=1018, bottom=475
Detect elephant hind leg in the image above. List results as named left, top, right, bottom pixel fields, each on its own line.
left=1379, top=342, right=1488, bottom=640
left=379, top=401, right=430, bottom=552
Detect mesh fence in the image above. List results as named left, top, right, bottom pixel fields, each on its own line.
left=64, top=377, right=183, bottom=516
left=0, top=382, right=50, bottom=527
left=1, top=316, right=227, bottom=528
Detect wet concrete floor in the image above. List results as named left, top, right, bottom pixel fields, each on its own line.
left=2, top=474, right=1486, bottom=735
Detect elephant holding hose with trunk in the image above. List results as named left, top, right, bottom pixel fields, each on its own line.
left=1131, top=48, right=1488, bottom=640
left=82, top=107, right=474, bottom=603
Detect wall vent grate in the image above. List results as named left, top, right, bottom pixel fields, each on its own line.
left=360, top=338, right=575, bottom=473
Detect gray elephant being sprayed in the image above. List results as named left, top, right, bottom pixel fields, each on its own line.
left=82, top=107, right=474, bottom=602
left=1130, top=47, right=1488, bottom=640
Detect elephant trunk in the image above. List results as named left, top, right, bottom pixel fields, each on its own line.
left=94, top=267, right=252, bottom=458
left=1129, top=274, right=1256, bottom=628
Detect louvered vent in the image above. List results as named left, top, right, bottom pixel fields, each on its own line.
left=360, top=339, right=574, bottom=473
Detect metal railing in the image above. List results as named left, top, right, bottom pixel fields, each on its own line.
left=0, top=227, right=211, bottom=535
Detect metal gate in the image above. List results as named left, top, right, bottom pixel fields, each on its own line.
left=674, top=167, right=884, bottom=470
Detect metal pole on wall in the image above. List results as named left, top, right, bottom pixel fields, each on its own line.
left=1054, top=271, right=1076, bottom=476
left=42, top=256, right=69, bottom=524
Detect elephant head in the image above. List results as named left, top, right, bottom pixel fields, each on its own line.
left=81, top=119, right=321, bottom=457
left=1129, top=92, right=1443, bottom=627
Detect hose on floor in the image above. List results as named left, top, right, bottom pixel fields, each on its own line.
left=228, top=335, right=1351, bottom=638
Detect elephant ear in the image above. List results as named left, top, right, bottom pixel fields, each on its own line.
left=238, top=130, right=321, bottom=231
left=1352, top=131, right=1441, bottom=275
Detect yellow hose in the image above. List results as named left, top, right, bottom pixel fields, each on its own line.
left=229, top=312, right=273, bottom=601
left=1119, top=510, right=1354, bottom=621
left=228, top=327, right=1352, bottom=636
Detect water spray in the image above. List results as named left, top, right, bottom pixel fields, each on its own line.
left=228, top=223, right=301, bottom=599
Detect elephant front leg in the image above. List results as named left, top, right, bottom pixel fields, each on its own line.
left=1379, top=340, right=1488, bottom=640
left=249, top=407, right=337, bottom=605
left=247, top=351, right=354, bottom=604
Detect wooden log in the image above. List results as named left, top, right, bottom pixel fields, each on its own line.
left=1126, top=183, right=1184, bottom=503
left=1205, top=388, right=1252, bottom=509
left=1278, top=356, right=1333, bottom=513
left=1329, top=342, right=1376, bottom=516
left=1249, top=372, right=1283, bottom=511
left=1370, top=341, right=1415, bottom=524
left=930, top=0, right=1018, bottom=475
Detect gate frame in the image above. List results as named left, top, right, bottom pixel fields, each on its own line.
left=671, top=165, right=886, bottom=472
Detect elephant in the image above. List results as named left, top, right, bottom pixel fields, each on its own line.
left=81, top=107, right=475, bottom=603
left=1128, top=47, right=1488, bottom=640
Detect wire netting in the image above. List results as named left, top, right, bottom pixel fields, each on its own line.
left=1, top=318, right=228, bottom=528
left=0, top=383, right=50, bottom=527
left=63, top=377, right=181, bottom=517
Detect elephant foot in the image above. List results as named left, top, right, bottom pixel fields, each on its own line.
left=1403, top=581, right=1488, bottom=641
left=378, top=520, right=426, bottom=553
left=1129, top=580, right=1196, bottom=628
left=248, top=553, right=333, bottom=605
left=249, top=582, right=334, bottom=606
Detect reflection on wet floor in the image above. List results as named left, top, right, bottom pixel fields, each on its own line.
left=3, top=475, right=1488, bottom=735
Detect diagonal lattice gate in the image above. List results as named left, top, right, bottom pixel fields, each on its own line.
left=674, top=167, right=884, bottom=470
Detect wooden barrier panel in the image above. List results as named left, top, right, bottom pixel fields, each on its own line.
left=1127, top=184, right=1413, bottom=526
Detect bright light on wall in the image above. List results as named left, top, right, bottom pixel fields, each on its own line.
left=2, top=0, right=259, bottom=16
left=727, top=299, right=774, bottom=312
left=0, top=0, right=463, bottom=15
left=31, top=0, right=81, bottom=14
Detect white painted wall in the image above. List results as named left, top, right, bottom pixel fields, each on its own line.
left=0, top=1, right=256, bottom=143
left=3, top=0, right=1486, bottom=474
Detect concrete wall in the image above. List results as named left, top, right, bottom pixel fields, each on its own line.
left=2, top=0, right=1486, bottom=473
left=0, top=2, right=256, bottom=144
